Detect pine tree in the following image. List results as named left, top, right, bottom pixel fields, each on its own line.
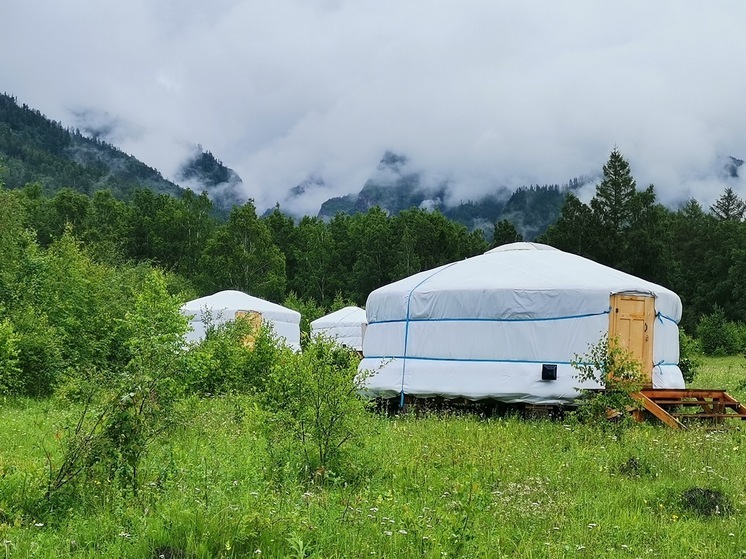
left=709, top=187, right=745, bottom=221
left=490, top=219, right=523, bottom=248
left=590, top=148, right=637, bottom=235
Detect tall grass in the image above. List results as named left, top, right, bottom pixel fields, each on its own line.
left=0, top=357, right=745, bottom=558
left=691, top=355, right=746, bottom=401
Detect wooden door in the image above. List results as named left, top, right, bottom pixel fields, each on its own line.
left=235, top=310, right=263, bottom=349
left=608, top=293, right=655, bottom=387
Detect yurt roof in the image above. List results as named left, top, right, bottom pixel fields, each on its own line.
left=181, top=290, right=300, bottom=323
left=366, top=242, right=681, bottom=324
left=311, top=306, right=367, bottom=328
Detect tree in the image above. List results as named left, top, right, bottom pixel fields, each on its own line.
left=668, top=200, right=734, bottom=330
left=198, top=201, right=287, bottom=301
left=621, top=184, right=671, bottom=283
left=710, top=187, right=745, bottom=221
left=82, top=189, right=132, bottom=264
left=291, top=216, right=339, bottom=304
left=171, top=190, right=216, bottom=278
left=591, top=147, right=638, bottom=237
left=490, top=219, right=523, bottom=248
left=587, top=148, right=640, bottom=267
left=0, top=186, right=27, bottom=295
left=348, top=207, right=395, bottom=304
left=264, top=205, right=298, bottom=288
left=537, top=193, right=599, bottom=256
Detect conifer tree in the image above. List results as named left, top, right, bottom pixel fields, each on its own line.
left=490, top=219, right=523, bottom=248
left=709, top=187, right=745, bottom=221
left=590, top=147, right=637, bottom=235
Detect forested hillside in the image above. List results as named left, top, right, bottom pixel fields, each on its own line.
left=317, top=151, right=573, bottom=238
left=0, top=93, right=183, bottom=199
left=0, top=93, right=244, bottom=213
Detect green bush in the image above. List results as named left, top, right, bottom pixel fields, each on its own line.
left=678, top=329, right=702, bottom=385
left=697, top=307, right=741, bottom=356
left=571, top=334, right=645, bottom=430
left=259, top=336, right=372, bottom=483
left=11, top=308, right=65, bottom=396
left=44, top=270, right=190, bottom=503
left=184, top=319, right=282, bottom=396
left=0, top=317, right=21, bottom=395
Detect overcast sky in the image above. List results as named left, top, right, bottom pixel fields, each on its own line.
left=2, top=1, right=745, bottom=215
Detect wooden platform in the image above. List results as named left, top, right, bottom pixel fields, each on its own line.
left=631, top=389, right=746, bottom=430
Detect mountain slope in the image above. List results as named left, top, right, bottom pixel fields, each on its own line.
left=0, top=93, right=183, bottom=198
left=176, top=147, right=245, bottom=213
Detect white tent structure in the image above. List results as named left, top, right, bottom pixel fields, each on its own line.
left=310, top=306, right=368, bottom=351
left=181, top=290, right=301, bottom=351
left=359, top=242, right=685, bottom=405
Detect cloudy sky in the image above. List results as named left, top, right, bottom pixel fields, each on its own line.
left=2, top=1, right=745, bottom=214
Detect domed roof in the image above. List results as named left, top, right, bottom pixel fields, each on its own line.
left=366, top=242, right=681, bottom=324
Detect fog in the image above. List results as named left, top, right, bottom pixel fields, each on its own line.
left=2, top=1, right=745, bottom=215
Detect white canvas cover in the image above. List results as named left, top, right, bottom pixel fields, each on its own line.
left=181, top=290, right=301, bottom=351
left=359, top=242, right=685, bottom=404
left=311, top=306, right=368, bottom=351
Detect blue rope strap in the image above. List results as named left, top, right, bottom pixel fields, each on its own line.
left=370, top=309, right=611, bottom=326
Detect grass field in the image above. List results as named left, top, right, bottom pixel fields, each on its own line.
left=0, top=357, right=745, bottom=558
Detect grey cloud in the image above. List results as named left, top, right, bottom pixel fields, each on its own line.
left=1, top=1, right=745, bottom=214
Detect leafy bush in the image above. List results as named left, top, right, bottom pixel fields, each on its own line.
left=697, top=306, right=741, bottom=356
left=259, top=336, right=372, bottom=483
left=184, top=319, right=282, bottom=396
left=678, top=329, right=702, bottom=385
left=44, top=270, right=189, bottom=502
left=0, top=317, right=21, bottom=395
left=11, top=308, right=65, bottom=396
left=571, top=335, right=645, bottom=429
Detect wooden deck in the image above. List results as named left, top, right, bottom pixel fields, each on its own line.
left=631, top=389, right=746, bottom=430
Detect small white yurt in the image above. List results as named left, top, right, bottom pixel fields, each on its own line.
left=359, top=242, right=684, bottom=405
left=310, top=306, right=368, bottom=351
left=181, top=290, right=301, bottom=351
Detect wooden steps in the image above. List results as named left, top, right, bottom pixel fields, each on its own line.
left=631, top=389, right=746, bottom=430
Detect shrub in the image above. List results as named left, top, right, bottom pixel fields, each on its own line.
left=258, top=336, right=372, bottom=483
left=44, top=270, right=189, bottom=502
left=11, top=308, right=65, bottom=396
left=571, top=335, right=645, bottom=429
left=678, top=329, right=702, bottom=385
left=0, top=317, right=21, bottom=395
left=697, top=306, right=741, bottom=356
left=184, top=319, right=282, bottom=396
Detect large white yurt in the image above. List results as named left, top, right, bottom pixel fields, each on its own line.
left=181, top=290, right=301, bottom=351
left=359, top=242, right=684, bottom=405
left=310, top=306, right=368, bottom=351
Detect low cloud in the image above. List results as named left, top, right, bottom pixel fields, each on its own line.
left=2, top=1, right=745, bottom=215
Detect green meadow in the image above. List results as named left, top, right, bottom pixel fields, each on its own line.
left=0, top=356, right=745, bottom=559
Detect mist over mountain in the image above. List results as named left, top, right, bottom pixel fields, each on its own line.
left=2, top=92, right=744, bottom=240
left=176, top=146, right=245, bottom=212
left=314, top=151, right=587, bottom=239
left=0, top=93, right=242, bottom=213
left=0, top=93, right=182, bottom=199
